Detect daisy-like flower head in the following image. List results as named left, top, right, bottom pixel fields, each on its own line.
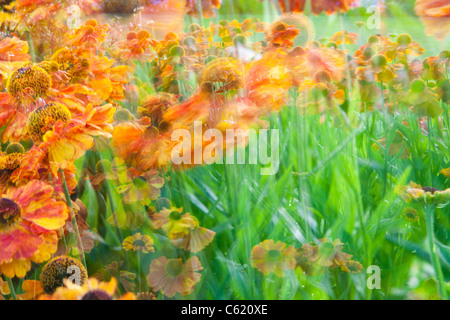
left=170, top=223, right=216, bottom=253
left=147, top=256, right=203, bottom=298
left=250, top=240, right=297, bottom=277
left=122, top=233, right=155, bottom=253
left=0, top=180, right=69, bottom=278
left=0, top=145, right=25, bottom=190
left=296, top=238, right=353, bottom=276
left=403, top=207, right=420, bottom=222
left=40, top=256, right=88, bottom=294
left=117, top=168, right=164, bottom=205
left=267, top=21, right=300, bottom=48
left=397, top=182, right=450, bottom=205
left=138, top=93, right=179, bottom=126
left=50, top=48, right=91, bottom=83
left=7, top=64, right=51, bottom=99
left=27, top=103, right=114, bottom=174
left=341, top=260, right=363, bottom=273
left=415, top=0, right=450, bottom=40
left=136, top=292, right=156, bottom=300
left=27, top=102, right=72, bottom=141
left=440, top=168, right=450, bottom=179
left=39, top=277, right=135, bottom=300
left=199, top=57, right=243, bottom=92
left=151, top=207, right=198, bottom=238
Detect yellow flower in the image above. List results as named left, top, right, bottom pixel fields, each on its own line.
left=151, top=207, right=198, bottom=238
left=199, top=57, right=243, bottom=92
left=122, top=233, right=155, bottom=253
left=397, top=182, right=450, bottom=205
left=440, top=168, right=450, bottom=179
left=39, top=277, right=135, bottom=300
left=403, top=207, right=419, bottom=222
left=27, top=102, right=72, bottom=141
left=250, top=240, right=297, bottom=277
left=6, top=64, right=51, bottom=99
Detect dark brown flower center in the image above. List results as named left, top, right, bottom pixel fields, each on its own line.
left=0, top=198, right=22, bottom=231
left=81, top=289, right=113, bottom=300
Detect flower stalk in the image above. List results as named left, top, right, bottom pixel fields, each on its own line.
left=59, top=169, right=87, bottom=271
left=425, top=205, right=447, bottom=300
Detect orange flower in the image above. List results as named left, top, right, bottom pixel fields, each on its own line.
left=122, top=233, right=155, bottom=253
left=0, top=180, right=68, bottom=278
left=246, top=48, right=292, bottom=111
left=117, top=29, right=155, bottom=62
left=27, top=102, right=114, bottom=174
left=415, top=0, right=450, bottom=40
left=163, top=89, right=222, bottom=125
left=65, top=19, right=108, bottom=49
left=0, top=36, right=30, bottom=63
left=147, top=256, right=203, bottom=297
left=250, top=240, right=297, bottom=277
left=138, top=93, right=179, bottom=126
left=267, top=21, right=300, bottom=48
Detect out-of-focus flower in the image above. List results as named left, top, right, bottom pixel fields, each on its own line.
left=186, top=0, right=221, bottom=18
left=151, top=207, right=198, bottom=238
left=65, top=19, right=108, bottom=49
left=138, top=93, right=179, bottom=126
left=27, top=103, right=114, bottom=174
left=199, top=57, right=243, bottom=93
left=122, top=232, right=155, bottom=253
left=0, top=181, right=68, bottom=278
left=296, top=239, right=358, bottom=276
left=401, top=79, right=442, bottom=117
left=266, top=21, right=299, bottom=49
left=273, top=0, right=360, bottom=15
left=403, top=207, right=420, bottom=222
left=147, top=256, right=203, bottom=297
left=415, top=0, right=450, bottom=40
left=39, top=277, right=135, bottom=300
left=372, top=130, right=410, bottom=159
left=116, top=168, right=164, bottom=205
left=93, top=261, right=136, bottom=292
left=440, top=168, right=450, bottom=178
left=250, top=240, right=297, bottom=277
left=170, top=216, right=215, bottom=253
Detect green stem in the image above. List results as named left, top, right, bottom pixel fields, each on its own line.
left=6, top=277, right=17, bottom=300
left=425, top=205, right=447, bottom=300
left=59, top=169, right=87, bottom=270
